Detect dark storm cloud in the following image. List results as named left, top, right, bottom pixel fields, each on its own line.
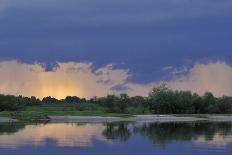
left=0, top=0, right=232, bottom=83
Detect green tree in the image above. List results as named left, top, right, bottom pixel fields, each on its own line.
left=216, top=97, right=232, bottom=113
left=64, top=96, right=81, bottom=103
left=118, top=94, right=129, bottom=113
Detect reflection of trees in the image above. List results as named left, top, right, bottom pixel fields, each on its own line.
left=102, top=122, right=232, bottom=145
left=134, top=122, right=232, bottom=147
left=0, top=123, right=25, bottom=135
left=102, top=122, right=131, bottom=141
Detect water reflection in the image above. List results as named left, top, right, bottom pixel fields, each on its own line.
left=134, top=122, right=232, bottom=147
left=0, top=121, right=232, bottom=150
left=0, top=123, right=25, bottom=135
left=102, top=122, right=131, bottom=141
left=0, top=123, right=105, bottom=148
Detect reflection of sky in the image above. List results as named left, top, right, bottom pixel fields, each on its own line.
left=0, top=123, right=106, bottom=149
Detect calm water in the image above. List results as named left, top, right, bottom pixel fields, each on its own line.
left=0, top=121, right=232, bottom=155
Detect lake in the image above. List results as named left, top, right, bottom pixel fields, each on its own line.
left=0, top=121, right=232, bottom=155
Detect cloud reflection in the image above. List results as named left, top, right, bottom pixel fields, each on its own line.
left=0, top=123, right=106, bottom=149
left=195, top=134, right=232, bottom=148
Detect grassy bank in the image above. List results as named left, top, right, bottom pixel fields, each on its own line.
left=1, top=104, right=232, bottom=121
left=0, top=104, right=132, bottom=121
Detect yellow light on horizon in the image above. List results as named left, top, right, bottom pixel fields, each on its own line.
left=26, top=71, right=86, bottom=99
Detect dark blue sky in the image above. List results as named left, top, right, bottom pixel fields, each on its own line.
left=0, top=0, right=232, bottom=83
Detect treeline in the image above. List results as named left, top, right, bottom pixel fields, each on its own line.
left=41, top=96, right=87, bottom=104
left=0, top=95, right=87, bottom=111
left=94, top=94, right=149, bottom=113
left=0, top=95, right=40, bottom=111
left=148, top=84, right=232, bottom=114
left=1, top=84, right=232, bottom=114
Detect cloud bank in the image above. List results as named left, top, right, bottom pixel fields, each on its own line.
left=167, top=61, right=232, bottom=97
left=0, top=60, right=232, bottom=98
left=0, top=60, right=131, bottom=99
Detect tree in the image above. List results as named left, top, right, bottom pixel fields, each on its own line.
left=216, top=97, right=232, bottom=113
left=149, top=84, right=195, bottom=114
left=0, top=94, right=26, bottom=111
left=149, top=84, right=174, bottom=113
left=103, top=95, right=119, bottom=112
left=42, top=96, right=59, bottom=104
left=64, top=96, right=81, bottom=103
left=192, top=94, right=204, bottom=113
left=118, top=94, right=129, bottom=113
left=149, top=83, right=169, bottom=97
left=130, top=96, right=149, bottom=114
left=202, top=92, right=216, bottom=113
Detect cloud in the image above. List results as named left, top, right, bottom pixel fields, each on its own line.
left=121, top=61, right=232, bottom=98
left=0, top=60, right=232, bottom=99
left=0, top=60, right=153, bottom=99
left=125, top=61, right=232, bottom=98
left=167, top=61, right=232, bottom=97
left=162, top=66, right=174, bottom=71
left=0, top=60, right=131, bottom=99
left=162, top=66, right=189, bottom=75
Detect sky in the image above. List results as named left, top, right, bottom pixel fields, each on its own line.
left=0, top=0, right=232, bottom=99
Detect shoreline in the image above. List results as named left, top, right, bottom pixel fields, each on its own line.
left=49, top=115, right=206, bottom=123
left=36, top=115, right=232, bottom=123
left=1, top=115, right=232, bottom=123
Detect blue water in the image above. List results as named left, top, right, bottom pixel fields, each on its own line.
left=0, top=122, right=232, bottom=155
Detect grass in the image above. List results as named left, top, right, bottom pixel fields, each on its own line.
left=0, top=111, right=11, bottom=117
left=25, top=104, right=131, bottom=117
left=0, top=104, right=132, bottom=121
